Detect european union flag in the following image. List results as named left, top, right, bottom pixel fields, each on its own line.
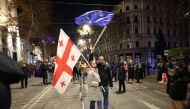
left=75, top=10, right=115, bottom=27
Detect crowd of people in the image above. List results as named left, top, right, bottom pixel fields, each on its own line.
left=19, top=61, right=55, bottom=89
left=72, top=48, right=153, bottom=109
left=2, top=47, right=190, bottom=109
left=72, top=48, right=190, bottom=109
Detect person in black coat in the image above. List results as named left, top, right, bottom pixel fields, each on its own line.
left=40, top=62, right=49, bottom=85
left=0, top=52, right=24, bottom=109
left=165, top=58, right=174, bottom=94
left=21, top=63, right=30, bottom=88
left=117, top=62, right=126, bottom=93
left=168, top=57, right=188, bottom=109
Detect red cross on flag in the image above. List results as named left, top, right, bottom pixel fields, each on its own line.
left=52, top=29, right=81, bottom=94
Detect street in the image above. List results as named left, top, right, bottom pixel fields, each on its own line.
left=10, top=74, right=172, bottom=109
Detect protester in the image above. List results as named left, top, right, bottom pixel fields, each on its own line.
left=165, top=58, right=174, bottom=94
left=29, top=63, right=35, bottom=78
left=156, top=60, right=164, bottom=82
left=135, top=62, right=142, bottom=83
left=117, top=62, right=126, bottom=93
left=141, top=62, right=145, bottom=78
left=72, top=64, right=79, bottom=82
left=168, top=57, right=188, bottom=109
left=21, top=63, right=30, bottom=88
left=123, top=61, right=128, bottom=81
left=40, top=62, right=49, bottom=85
left=86, top=60, right=102, bottom=109
left=128, top=60, right=135, bottom=84
left=48, top=62, right=54, bottom=84
left=78, top=60, right=87, bottom=84
left=146, top=60, right=150, bottom=76
left=0, top=52, right=24, bottom=109
left=111, top=61, right=118, bottom=82
left=89, top=48, right=113, bottom=109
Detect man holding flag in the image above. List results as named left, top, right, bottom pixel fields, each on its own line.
left=52, top=10, right=114, bottom=107
left=75, top=10, right=115, bottom=109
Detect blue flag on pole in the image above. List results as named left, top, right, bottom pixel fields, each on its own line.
left=75, top=10, right=115, bottom=27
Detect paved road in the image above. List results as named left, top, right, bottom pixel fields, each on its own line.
left=10, top=73, right=172, bottom=109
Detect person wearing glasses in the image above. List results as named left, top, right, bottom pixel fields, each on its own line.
left=89, top=48, right=113, bottom=109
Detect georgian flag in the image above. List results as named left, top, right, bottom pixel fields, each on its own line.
left=52, top=29, right=81, bottom=94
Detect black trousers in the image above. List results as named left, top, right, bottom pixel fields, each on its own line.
left=21, top=78, right=28, bottom=88
left=112, top=74, right=117, bottom=82
left=119, top=80, right=126, bottom=92
left=157, top=71, right=162, bottom=81
left=141, top=69, right=146, bottom=77
left=43, top=77, right=48, bottom=85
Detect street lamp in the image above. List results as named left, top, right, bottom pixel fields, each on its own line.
left=83, top=24, right=91, bottom=35
left=82, top=25, right=91, bottom=59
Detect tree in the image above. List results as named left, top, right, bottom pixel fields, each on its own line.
left=8, top=0, right=53, bottom=62
left=153, top=29, right=167, bottom=60
left=168, top=47, right=189, bottom=59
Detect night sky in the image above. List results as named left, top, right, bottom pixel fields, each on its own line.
left=52, top=0, right=123, bottom=43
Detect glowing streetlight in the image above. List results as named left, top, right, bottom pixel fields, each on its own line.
left=79, top=39, right=84, bottom=45
left=83, top=24, right=90, bottom=35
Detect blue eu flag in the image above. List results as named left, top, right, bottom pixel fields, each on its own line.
left=75, top=10, right=115, bottom=27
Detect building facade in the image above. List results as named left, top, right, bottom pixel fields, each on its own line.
left=0, top=0, right=23, bottom=61
left=91, top=0, right=189, bottom=67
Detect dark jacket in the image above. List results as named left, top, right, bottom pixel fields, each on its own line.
left=40, top=63, right=48, bottom=78
left=169, top=61, right=188, bottom=100
left=111, top=64, right=118, bottom=74
left=118, top=63, right=126, bottom=80
left=89, top=53, right=113, bottom=87
left=165, top=61, right=174, bottom=94
left=156, top=63, right=163, bottom=72
left=22, top=66, right=30, bottom=78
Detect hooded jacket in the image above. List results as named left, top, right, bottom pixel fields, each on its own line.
left=169, top=61, right=188, bottom=100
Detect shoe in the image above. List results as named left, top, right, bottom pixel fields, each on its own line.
left=83, top=82, right=86, bottom=84
left=122, top=91, right=126, bottom=93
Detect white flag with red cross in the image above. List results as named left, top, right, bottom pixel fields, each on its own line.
left=52, top=29, right=81, bottom=94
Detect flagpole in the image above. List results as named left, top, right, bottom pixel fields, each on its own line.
left=93, top=26, right=107, bottom=48
left=74, top=45, right=105, bottom=92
